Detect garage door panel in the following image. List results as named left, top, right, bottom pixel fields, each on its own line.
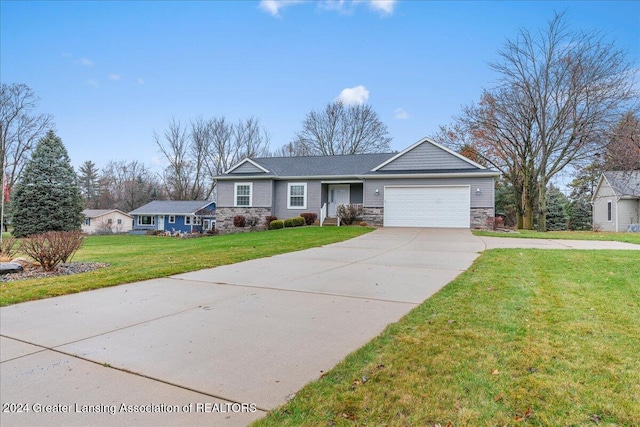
left=384, top=186, right=470, bottom=228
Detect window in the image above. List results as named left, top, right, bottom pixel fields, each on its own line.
left=235, top=183, right=253, bottom=207
left=185, top=216, right=192, bottom=225
left=288, top=183, right=307, bottom=209
left=607, top=201, right=612, bottom=222
left=107, top=218, right=113, bottom=225
left=117, top=219, right=122, bottom=225
left=137, top=215, right=155, bottom=226
left=84, top=218, right=91, bottom=226
left=168, top=215, right=175, bottom=224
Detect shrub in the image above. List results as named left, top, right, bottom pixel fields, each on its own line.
left=292, top=216, right=305, bottom=227
left=270, top=220, right=284, bottom=230
left=19, top=231, right=84, bottom=272
left=359, top=221, right=369, bottom=227
left=336, top=204, right=363, bottom=226
left=300, top=212, right=317, bottom=225
left=265, top=215, right=277, bottom=224
left=0, top=236, right=19, bottom=260
left=246, top=216, right=259, bottom=227
left=233, top=215, right=246, bottom=228
left=284, top=218, right=295, bottom=228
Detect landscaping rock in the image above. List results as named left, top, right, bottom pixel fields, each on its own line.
left=0, top=262, right=24, bottom=275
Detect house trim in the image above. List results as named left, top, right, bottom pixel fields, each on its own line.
left=287, top=182, right=308, bottom=210
left=216, top=171, right=499, bottom=181
left=234, top=182, right=253, bottom=207
left=225, top=158, right=270, bottom=174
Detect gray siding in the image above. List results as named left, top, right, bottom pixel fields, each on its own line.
left=273, top=180, right=322, bottom=219
left=363, top=177, right=494, bottom=208
left=593, top=179, right=617, bottom=231
left=216, top=180, right=272, bottom=208
left=618, top=199, right=640, bottom=231
left=379, top=142, right=476, bottom=171
left=231, top=161, right=267, bottom=174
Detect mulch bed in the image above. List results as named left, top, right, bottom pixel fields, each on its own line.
left=0, top=262, right=109, bottom=282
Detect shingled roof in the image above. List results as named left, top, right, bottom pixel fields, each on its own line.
left=249, top=153, right=396, bottom=177
left=603, top=171, right=640, bottom=197
left=129, top=200, right=215, bottom=215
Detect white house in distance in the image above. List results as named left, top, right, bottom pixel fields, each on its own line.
left=592, top=171, right=640, bottom=232
left=81, top=209, right=133, bottom=234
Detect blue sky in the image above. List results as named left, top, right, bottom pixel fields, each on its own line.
left=2, top=0, right=639, bottom=172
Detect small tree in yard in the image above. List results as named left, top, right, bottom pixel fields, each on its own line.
left=11, top=130, right=84, bottom=237
left=20, top=231, right=84, bottom=271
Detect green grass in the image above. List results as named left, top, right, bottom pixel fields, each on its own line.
left=254, top=250, right=640, bottom=426
left=0, top=227, right=372, bottom=306
left=474, top=229, right=640, bottom=245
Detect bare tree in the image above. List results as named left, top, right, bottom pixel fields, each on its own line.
left=156, top=116, right=271, bottom=200
left=101, top=160, right=162, bottom=211
left=154, top=118, right=196, bottom=200
left=291, top=101, right=391, bottom=156
left=604, top=111, right=640, bottom=171
left=441, top=13, right=637, bottom=230
left=0, top=83, right=54, bottom=192
left=208, top=116, right=234, bottom=173
left=232, top=117, right=271, bottom=160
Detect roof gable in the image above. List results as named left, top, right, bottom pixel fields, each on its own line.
left=372, top=137, right=485, bottom=172
left=226, top=158, right=270, bottom=174
left=129, top=200, right=216, bottom=215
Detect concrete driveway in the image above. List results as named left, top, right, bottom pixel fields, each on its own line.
left=1, top=228, right=637, bottom=426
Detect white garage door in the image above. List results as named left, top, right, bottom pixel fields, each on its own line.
left=384, top=186, right=470, bottom=228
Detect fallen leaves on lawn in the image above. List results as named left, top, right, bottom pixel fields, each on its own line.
left=514, top=407, right=533, bottom=421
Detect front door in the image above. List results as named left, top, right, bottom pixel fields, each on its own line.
left=328, top=185, right=350, bottom=217
left=158, top=215, right=165, bottom=231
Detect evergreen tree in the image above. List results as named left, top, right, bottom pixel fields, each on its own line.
left=11, top=130, right=84, bottom=237
left=545, top=184, right=569, bottom=231
left=77, top=160, right=101, bottom=208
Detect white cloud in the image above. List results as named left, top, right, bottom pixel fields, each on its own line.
left=137, top=78, right=145, bottom=85
left=394, top=108, right=409, bottom=119
left=259, top=0, right=304, bottom=17
left=337, top=85, right=370, bottom=105
left=76, top=57, right=94, bottom=67
left=368, top=0, right=396, bottom=15
left=337, top=85, right=369, bottom=105
left=109, top=74, right=122, bottom=81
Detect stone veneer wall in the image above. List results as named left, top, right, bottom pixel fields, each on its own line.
left=471, top=207, right=494, bottom=229
left=216, top=207, right=272, bottom=233
left=361, top=207, right=384, bottom=226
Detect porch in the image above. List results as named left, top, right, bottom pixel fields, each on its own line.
left=319, top=182, right=364, bottom=226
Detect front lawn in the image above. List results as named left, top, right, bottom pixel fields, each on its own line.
left=0, top=227, right=372, bottom=306
left=254, top=249, right=640, bottom=426
left=474, top=229, right=640, bottom=245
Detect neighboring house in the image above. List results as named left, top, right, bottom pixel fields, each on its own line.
left=214, top=137, right=500, bottom=232
left=592, top=171, right=640, bottom=232
left=129, top=200, right=216, bottom=233
left=81, top=209, right=133, bottom=234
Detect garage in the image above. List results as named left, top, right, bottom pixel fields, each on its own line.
left=383, top=185, right=471, bottom=228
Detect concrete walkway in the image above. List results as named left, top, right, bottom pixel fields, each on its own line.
left=1, top=229, right=637, bottom=426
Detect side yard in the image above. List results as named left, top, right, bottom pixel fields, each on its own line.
left=0, top=227, right=372, bottom=306
left=254, top=249, right=640, bottom=426
left=474, top=229, right=640, bottom=245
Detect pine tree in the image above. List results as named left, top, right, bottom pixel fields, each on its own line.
left=77, top=160, right=101, bottom=208
left=545, top=184, right=569, bottom=231
left=11, top=130, right=84, bottom=237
